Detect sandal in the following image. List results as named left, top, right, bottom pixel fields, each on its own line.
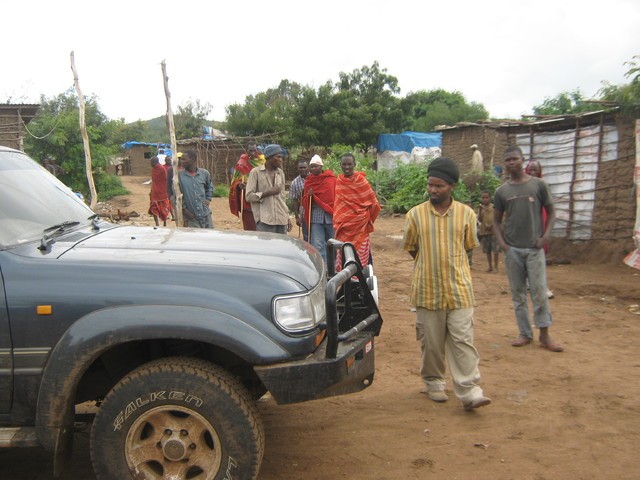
left=511, top=336, right=532, bottom=347
left=540, top=342, right=564, bottom=352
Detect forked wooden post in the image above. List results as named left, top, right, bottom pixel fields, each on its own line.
left=70, top=51, right=98, bottom=210
left=161, top=60, right=184, bottom=227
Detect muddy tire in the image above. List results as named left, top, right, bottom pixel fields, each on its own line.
left=90, top=357, right=264, bottom=479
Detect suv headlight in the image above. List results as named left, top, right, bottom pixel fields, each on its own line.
left=273, top=280, right=327, bottom=333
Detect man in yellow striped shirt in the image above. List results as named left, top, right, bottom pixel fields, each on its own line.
left=403, top=157, right=491, bottom=411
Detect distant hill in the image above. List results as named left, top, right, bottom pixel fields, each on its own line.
left=143, top=116, right=169, bottom=143
left=129, top=116, right=226, bottom=143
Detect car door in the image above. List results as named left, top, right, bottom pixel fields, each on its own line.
left=0, top=266, right=12, bottom=413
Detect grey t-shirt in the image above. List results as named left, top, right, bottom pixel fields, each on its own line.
left=494, top=177, right=552, bottom=248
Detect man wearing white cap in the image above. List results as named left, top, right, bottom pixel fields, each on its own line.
left=302, top=155, right=336, bottom=263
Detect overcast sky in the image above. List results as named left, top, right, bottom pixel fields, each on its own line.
left=2, top=0, right=638, bottom=124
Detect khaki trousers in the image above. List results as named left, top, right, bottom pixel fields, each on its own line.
left=416, top=307, right=484, bottom=403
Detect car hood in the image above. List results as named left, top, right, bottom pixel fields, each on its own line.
left=57, top=225, right=323, bottom=289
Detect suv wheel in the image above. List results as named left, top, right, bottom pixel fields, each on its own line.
left=90, top=357, right=264, bottom=479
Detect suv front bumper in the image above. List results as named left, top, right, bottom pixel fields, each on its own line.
left=254, top=332, right=375, bottom=404
left=255, top=240, right=382, bottom=405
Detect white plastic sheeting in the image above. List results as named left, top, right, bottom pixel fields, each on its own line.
left=376, top=146, right=441, bottom=170
left=516, top=124, right=619, bottom=240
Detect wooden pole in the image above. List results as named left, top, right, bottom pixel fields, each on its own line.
left=239, top=175, right=245, bottom=219
left=70, top=51, right=98, bottom=210
left=307, top=195, right=313, bottom=244
left=567, top=119, right=581, bottom=240
left=161, top=60, right=184, bottom=227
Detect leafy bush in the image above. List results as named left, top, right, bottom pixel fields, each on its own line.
left=371, top=162, right=502, bottom=214
left=213, top=184, right=229, bottom=198
left=456, top=170, right=502, bottom=208
left=94, top=174, right=129, bottom=201
left=370, top=163, right=428, bottom=213
left=310, top=144, right=502, bottom=214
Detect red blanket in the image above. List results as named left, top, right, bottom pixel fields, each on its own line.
left=229, top=153, right=265, bottom=217
left=333, top=171, right=381, bottom=245
left=303, top=170, right=336, bottom=223
left=150, top=164, right=168, bottom=202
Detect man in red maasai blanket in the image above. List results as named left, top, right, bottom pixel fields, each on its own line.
left=229, top=142, right=266, bottom=230
left=148, top=156, right=172, bottom=227
left=334, top=153, right=381, bottom=269
left=302, top=155, right=336, bottom=264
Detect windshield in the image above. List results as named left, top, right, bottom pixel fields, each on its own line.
left=0, top=149, right=95, bottom=248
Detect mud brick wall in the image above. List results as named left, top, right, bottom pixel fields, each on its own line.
left=440, top=125, right=509, bottom=175
left=591, top=116, right=636, bottom=243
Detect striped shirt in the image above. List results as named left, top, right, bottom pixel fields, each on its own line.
left=289, top=175, right=306, bottom=218
left=403, top=200, right=478, bottom=310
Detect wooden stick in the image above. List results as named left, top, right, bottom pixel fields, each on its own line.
left=307, top=194, right=313, bottom=243
left=239, top=175, right=245, bottom=218
left=70, top=51, right=98, bottom=210
left=161, top=60, right=184, bottom=227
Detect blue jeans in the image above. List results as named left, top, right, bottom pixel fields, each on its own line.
left=310, top=222, right=334, bottom=264
left=504, top=247, right=553, bottom=339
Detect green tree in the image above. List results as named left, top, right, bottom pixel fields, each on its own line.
left=226, top=63, right=405, bottom=149
left=225, top=80, right=305, bottom=144
left=401, top=89, right=489, bottom=131
left=105, top=118, right=149, bottom=146
left=174, top=99, right=213, bottom=139
left=24, top=89, right=127, bottom=200
left=292, top=62, right=404, bottom=149
left=532, top=89, right=594, bottom=115
left=599, top=54, right=640, bottom=111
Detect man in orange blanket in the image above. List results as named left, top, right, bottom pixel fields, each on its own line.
left=229, top=142, right=265, bottom=230
left=148, top=156, right=172, bottom=227
left=303, top=155, right=336, bottom=264
left=334, top=153, right=381, bottom=268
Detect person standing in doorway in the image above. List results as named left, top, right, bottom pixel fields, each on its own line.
left=493, top=146, right=563, bottom=352
left=403, top=157, right=491, bottom=410
left=178, top=150, right=214, bottom=229
left=470, top=144, right=484, bottom=175
left=245, top=144, right=291, bottom=234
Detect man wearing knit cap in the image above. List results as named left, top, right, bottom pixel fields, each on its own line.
left=403, top=157, right=491, bottom=411
left=245, top=144, right=292, bottom=234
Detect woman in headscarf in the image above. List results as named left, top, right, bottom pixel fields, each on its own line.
left=333, top=153, right=381, bottom=269
left=525, top=159, right=555, bottom=299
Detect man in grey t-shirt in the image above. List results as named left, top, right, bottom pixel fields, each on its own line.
left=493, top=146, right=563, bottom=352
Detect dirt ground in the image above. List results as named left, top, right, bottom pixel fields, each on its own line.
left=2, top=175, right=639, bottom=480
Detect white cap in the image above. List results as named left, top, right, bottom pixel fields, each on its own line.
left=309, top=154, right=323, bottom=166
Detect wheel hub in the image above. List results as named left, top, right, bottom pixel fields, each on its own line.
left=124, top=405, right=222, bottom=479
left=162, top=438, right=187, bottom=461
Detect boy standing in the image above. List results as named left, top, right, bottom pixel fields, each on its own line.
left=478, top=191, right=500, bottom=272
left=493, top=146, right=563, bottom=352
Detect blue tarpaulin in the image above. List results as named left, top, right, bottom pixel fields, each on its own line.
left=121, top=141, right=171, bottom=151
left=376, top=131, right=442, bottom=153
